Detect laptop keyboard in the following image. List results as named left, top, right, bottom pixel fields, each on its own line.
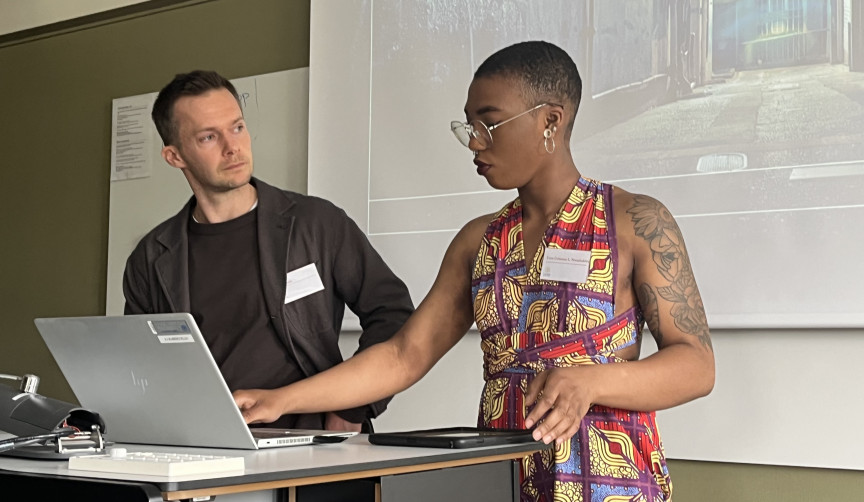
left=68, top=448, right=244, bottom=476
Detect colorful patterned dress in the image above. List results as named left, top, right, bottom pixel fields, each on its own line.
left=471, top=178, right=671, bottom=502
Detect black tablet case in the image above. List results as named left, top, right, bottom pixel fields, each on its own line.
left=368, top=427, right=537, bottom=449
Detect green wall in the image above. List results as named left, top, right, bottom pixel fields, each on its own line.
left=669, top=460, right=862, bottom=501
left=0, top=1, right=859, bottom=500
left=0, top=0, right=309, bottom=400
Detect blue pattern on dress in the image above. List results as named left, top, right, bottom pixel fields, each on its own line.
left=592, top=484, right=640, bottom=501
left=516, top=290, right=557, bottom=333
left=575, top=295, right=614, bottom=321
left=556, top=443, right=582, bottom=475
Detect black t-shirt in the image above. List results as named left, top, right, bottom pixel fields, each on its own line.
left=188, top=209, right=303, bottom=426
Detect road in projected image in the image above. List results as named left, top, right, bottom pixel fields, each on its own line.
left=574, top=63, right=864, bottom=327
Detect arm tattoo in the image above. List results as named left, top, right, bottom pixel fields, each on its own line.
left=628, top=196, right=712, bottom=350
left=637, top=283, right=662, bottom=347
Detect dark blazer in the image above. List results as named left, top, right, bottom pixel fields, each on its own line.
left=122, top=178, right=414, bottom=426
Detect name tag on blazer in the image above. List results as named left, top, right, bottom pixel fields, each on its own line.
left=284, top=263, right=325, bottom=304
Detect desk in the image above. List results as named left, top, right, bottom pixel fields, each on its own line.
left=0, top=434, right=548, bottom=501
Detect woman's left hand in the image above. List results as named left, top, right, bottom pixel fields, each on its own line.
left=523, top=366, right=596, bottom=445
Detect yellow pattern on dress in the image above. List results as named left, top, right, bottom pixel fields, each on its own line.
left=525, top=297, right=560, bottom=333
left=567, top=302, right=608, bottom=332
left=588, top=426, right=641, bottom=479
left=473, top=179, right=672, bottom=502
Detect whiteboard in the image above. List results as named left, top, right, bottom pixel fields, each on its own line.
left=106, top=68, right=309, bottom=314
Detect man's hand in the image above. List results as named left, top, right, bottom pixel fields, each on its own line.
left=523, top=366, right=596, bottom=445
left=325, top=412, right=362, bottom=432
left=233, top=388, right=287, bottom=424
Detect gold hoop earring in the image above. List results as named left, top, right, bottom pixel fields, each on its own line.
left=544, top=127, right=556, bottom=154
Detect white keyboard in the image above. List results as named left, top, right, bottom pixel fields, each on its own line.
left=68, top=448, right=245, bottom=476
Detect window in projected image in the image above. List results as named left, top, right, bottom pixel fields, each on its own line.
left=309, top=0, right=864, bottom=328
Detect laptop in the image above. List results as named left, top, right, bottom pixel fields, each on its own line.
left=34, top=313, right=356, bottom=450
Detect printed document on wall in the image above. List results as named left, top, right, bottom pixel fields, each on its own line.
left=111, top=93, right=157, bottom=181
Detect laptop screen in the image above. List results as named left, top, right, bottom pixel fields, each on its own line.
left=35, top=313, right=266, bottom=449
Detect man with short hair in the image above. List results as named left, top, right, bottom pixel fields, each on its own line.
left=123, top=70, right=414, bottom=431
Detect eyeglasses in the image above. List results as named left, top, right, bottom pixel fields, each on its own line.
left=450, top=103, right=549, bottom=149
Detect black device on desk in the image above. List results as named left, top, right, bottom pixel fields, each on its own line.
left=369, top=426, right=538, bottom=449
left=0, top=373, right=105, bottom=458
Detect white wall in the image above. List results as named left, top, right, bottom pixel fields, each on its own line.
left=0, top=0, right=148, bottom=36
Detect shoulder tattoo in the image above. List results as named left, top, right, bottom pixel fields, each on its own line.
left=627, top=195, right=712, bottom=350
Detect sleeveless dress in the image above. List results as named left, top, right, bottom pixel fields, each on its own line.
left=471, top=178, right=672, bottom=502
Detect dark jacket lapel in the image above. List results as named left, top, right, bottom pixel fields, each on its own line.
left=153, top=198, right=193, bottom=313
left=254, top=178, right=296, bottom=321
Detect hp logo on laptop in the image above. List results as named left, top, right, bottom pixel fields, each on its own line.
left=130, top=370, right=149, bottom=394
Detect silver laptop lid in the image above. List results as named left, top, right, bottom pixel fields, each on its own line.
left=34, top=313, right=263, bottom=449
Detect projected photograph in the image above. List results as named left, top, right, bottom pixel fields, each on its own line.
left=571, top=0, right=863, bottom=221
left=370, top=0, right=862, bottom=204
left=357, top=0, right=863, bottom=327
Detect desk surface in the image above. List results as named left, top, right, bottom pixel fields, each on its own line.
left=0, top=434, right=547, bottom=500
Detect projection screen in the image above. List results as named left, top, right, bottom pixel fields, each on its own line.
left=309, top=0, right=864, bottom=329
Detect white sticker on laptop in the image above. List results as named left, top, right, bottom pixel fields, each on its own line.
left=285, top=263, right=325, bottom=304
left=157, top=334, right=194, bottom=344
left=148, top=320, right=195, bottom=344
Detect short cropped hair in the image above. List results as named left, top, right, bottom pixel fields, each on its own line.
left=474, top=41, right=582, bottom=134
left=151, top=70, right=241, bottom=146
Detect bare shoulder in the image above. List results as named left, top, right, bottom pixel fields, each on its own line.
left=612, top=187, right=680, bottom=252
left=612, top=187, right=673, bottom=228
left=453, top=213, right=495, bottom=248
left=447, top=213, right=495, bottom=267
left=461, top=212, right=496, bottom=237
left=420, top=212, right=495, bottom=312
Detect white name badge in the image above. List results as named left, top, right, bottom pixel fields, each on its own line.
left=539, top=248, right=591, bottom=283
left=284, top=263, right=325, bottom=304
